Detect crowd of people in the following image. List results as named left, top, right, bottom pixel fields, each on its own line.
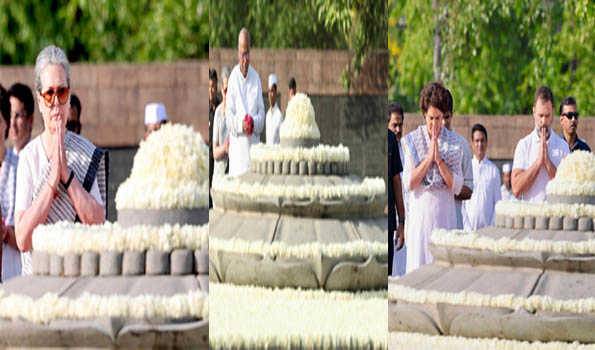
left=388, top=81, right=591, bottom=276
left=208, top=27, right=298, bottom=207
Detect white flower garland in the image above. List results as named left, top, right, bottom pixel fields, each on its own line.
left=495, top=200, right=595, bottom=219
left=115, top=123, right=209, bottom=209
left=431, top=228, right=595, bottom=255
left=279, top=93, right=321, bottom=140
left=389, top=332, right=595, bottom=350
left=547, top=150, right=595, bottom=196
left=32, top=222, right=208, bottom=255
left=210, top=238, right=386, bottom=259
left=389, top=284, right=595, bottom=314
left=212, top=176, right=385, bottom=200
left=210, top=283, right=387, bottom=349
left=0, top=290, right=207, bottom=324
left=250, top=143, right=350, bottom=163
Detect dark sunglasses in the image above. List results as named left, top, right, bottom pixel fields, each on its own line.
left=562, top=112, right=579, bottom=120
left=40, top=87, right=70, bottom=106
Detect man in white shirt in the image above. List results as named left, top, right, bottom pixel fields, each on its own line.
left=225, top=28, right=265, bottom=177
left=265, top=74, right=283, bottom=145
left=463, top=124, right=501, bottom=231
left=443, top=89, right=473, bottom=229
left=512, top=86, right=570, bottom=202
left=500, top=163, right=515, bottom=200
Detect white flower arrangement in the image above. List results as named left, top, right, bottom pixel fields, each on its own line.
left=212, top=176, right=385, bottom=200
left=32, top=221, right=208, bottom=255
left=0, top=289, right=207, bottom=324
left=279, top=93, right=321, bottom=140
left=547, top=150, right=595, bottom=196
left=250, top=143, right=350, bottom=163
left=495, top=200, right=595, bottom=219
left=389, top=284, right=595, bottom=314
left=210, top=237, right=386, bottom=259
left=389, top=332, right=595, bottom=350
left=431, top=228, right=595, bottom=255
left=115, top=123, right=209, bottom=209
left=210, top=283, right=387, bottom=350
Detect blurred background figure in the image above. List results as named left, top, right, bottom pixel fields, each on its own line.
left=265, top=73, right=282, bottom=145
left=213, top=65, right=230, bottom=180
left=500, top=163, right=514, bottom=200
left=66, top=93, right=81, bottom=134
left=288, top=77, right=296, bottom=101
left=144, top=103, right=167, bottom=140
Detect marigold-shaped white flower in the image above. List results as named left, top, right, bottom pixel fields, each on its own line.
left=279, top=93, right=321, bottom=140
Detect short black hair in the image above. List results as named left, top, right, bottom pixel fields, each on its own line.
left=289, top=77, right=296, bottom=91
left=534, top=85, right=554, bottom=106
left=445, top=88, right=453, bottom=113
left=7, top=83, right=34, bottom=117
left=71, top=93, right=81, bottom=119
left=209, top=68, right=218, bottom=82
left=559, top=96, right=577, bottom=115
left=388, top=101, right=404, bottom=121
left=471, top=123, right=488, bottom=141
left=0, top=84, right=8, bottom=139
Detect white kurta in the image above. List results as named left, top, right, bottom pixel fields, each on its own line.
left=462, top=157, right=502, bottom=231
left=452, top=131, right=473, bottom=229
left=225, top=65, right=265, bottom=177
left=501, top=185, right=515, bottom=201
left=265, top=104, right=283, bottom=145
left=402, top=126, right=464, bottom=273
left=512, top=129, right=569, bottom=202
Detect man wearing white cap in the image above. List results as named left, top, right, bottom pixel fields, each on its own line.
left=501, top=162, right=515, bottom=201
left=144, top=102, right=167, bottom=140
left=225, top=28, right=265, bottom=176
left=265, top=74, right=283, bottom=145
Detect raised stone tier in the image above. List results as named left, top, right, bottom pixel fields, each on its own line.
left=250, top=159, right=349, bottom=176
left=495, top=214, right=594, bottom=231
left=118, top=208, right=209, bottom=227
left=547, top=194, right=595, bottom=205
left=209, top=210, right=387, bottom=291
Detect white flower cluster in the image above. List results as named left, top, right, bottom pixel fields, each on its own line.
left=431, top=228, right=595, bottom=255
left=210, top=283, right=387, bottom=350
left=210, top=238, right=386, bottom=259
left=250, top=143, right=350, bottom=163
left=389, top=284, right=595, bottom=314
left=495, top=200, right=595, bottom=219
left=279, top=93, right=321, bottom=140
left=0, top=289, right=207, bottom=324
left=389, top=332, right=594, bottom=350
left=32, top=221, right=208, bottom=254
left=115, top=123, right=209, bottom=209
left=213, top=176, right=385, bottom=200
left=547, top=150, right=595, bottom=196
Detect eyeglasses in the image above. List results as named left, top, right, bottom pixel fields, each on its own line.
left=40, top=87, right=70, bottom=106
left=562, top=112, right=579, bottom=120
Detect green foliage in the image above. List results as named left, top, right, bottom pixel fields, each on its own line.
left=389, top=0, right=595, bottom=116
left=0, top=0, right=208, bottom=65
left=209, top=0, right=386, bottom=89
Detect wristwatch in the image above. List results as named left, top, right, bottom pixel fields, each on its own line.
left=61, top=169, right=75, bottom=190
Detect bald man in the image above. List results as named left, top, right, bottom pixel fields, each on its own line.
left=225, top=28, right=265, bottom=176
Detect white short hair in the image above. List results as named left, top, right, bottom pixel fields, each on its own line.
left=34, top=45, right=70, bottom=92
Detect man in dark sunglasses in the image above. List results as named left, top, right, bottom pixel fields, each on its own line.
left=559, top=97, right=590, bottom=152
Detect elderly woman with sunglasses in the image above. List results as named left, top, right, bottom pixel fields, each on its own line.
left=14, top=45, right=106, bottom=275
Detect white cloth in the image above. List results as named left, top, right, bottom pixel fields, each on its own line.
left=512, top=129, right=570, bottom=202
left=15, top=135, right=103, bottom=275
left=0, top=148, right=21, bottom=281
left=265, top=103, right=283, bottom=145
left=462, top=157, right=502, bottom=231
left=212, top=104, right=229, bottom=179
left=144, top=103, right=167, bottom=125
left=225, top=65, right=265, bottom=177
left=501, top=185, right=515, bottom=201
left=452, top=131, right=473, bottom=229
left=402, top=126, right=463, bottom=273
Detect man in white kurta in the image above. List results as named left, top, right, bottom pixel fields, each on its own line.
left=512, top=86, right=569, bottom=202
left=463, top=124, right=501, bottom=231
left=500, top=163, right=515, bottom=201
left=225, top=28, right=265, bottom=176
left=265, top=74, right=283, bottom=145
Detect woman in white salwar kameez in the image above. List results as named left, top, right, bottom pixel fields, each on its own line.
left=401, top=82, right=465, bottom=273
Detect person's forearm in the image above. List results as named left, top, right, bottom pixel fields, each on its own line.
left=213, top=142, right=228, bottom=160
left=67, top=179, right=105, bottom=225
left=16, top=183, right=55, bottom=252
left=393, top=175, right=405, bottom=220
left=437, top=160, right=454, bottom=189
left=410, top=157, right=433, bottom=190
left=511, top=162, right=541, bottom=198
left=543, top=156, right=557, bottom=179
left=455, top=186, right=472, bottom=200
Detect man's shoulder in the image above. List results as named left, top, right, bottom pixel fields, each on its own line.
left=19, top=136, right=40, bottom=159
left=516, top=132, right=534, bottom=148
left=248, top=65, right=261, bottom=82
left=484, top=158, right=500, bottom=174
left=549, top=131, right=571, bottom=152
left=577, top=138, right=591, bottom=152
